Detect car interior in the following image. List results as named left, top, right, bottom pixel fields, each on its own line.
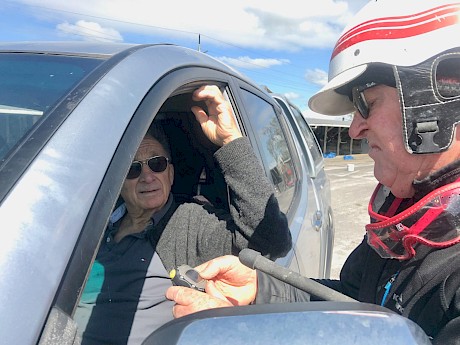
left=71, top=89, right=236, bottom=343
left=155, top=92, right=230, bottom=211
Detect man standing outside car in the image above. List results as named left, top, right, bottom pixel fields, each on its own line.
left=75, top=85, right=292, bottom=345
left=167, top=1, right=460, bottom=343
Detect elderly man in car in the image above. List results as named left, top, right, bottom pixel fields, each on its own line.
left=75, top=84, right=292, bottom=345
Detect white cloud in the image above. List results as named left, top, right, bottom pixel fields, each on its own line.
left=284, top=92, right=300, bottom=100
left=305, top=68, right=328, bottom=87
left=19, top=0, right=367, bottom=50
left=56, top=20, right=123, bottom=42
left=215, top=56, right=289, bottom=70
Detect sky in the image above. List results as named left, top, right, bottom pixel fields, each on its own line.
left=0, top=0, right=370, bottom=115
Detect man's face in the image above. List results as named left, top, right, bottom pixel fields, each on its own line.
left=121, top=136, right=174, bottom=214
left=348, top=85, right=431, bottom=198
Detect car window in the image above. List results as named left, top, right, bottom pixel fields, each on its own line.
left=72, top=82, right=239, bottom=341
left=0, top=53, right=103, bottom=161
left=154, top=95, right=229, bottom=210
left=239, top=89, right=296, bottom=213
left=288, top=102, right=324, bottom=171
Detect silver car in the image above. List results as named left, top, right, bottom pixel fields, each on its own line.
left=0, top=42, right=334, bottom=344
left=270, top=92, right=334, bottom=278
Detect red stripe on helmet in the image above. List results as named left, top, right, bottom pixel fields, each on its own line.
left=332, top=3, right=460, bottom=59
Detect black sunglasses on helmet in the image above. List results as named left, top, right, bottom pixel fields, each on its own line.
left=126, top=156, right=170, bottom=179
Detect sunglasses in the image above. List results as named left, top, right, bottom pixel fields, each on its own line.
left=126, top=155, right=170, bottom=179
left=351, top=82, right=377, bottom=119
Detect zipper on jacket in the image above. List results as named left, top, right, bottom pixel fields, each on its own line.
left=380, top=271, right=399, bottom=306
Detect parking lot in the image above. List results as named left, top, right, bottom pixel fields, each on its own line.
left=323, top=154, right=377, bottom=279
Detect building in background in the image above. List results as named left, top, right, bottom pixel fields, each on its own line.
left=261, top=85, right=365, bottom=157
left=304, top=112, right=368, bottom=156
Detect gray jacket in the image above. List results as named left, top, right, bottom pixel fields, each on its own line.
left=154, top=136, right=292, bottom=269
left=77, top=137, right=291, bottom=345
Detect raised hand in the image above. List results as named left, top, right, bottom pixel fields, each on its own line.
left=191, top=85, right=242, bottom=146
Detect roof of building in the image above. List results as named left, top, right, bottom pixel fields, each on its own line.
left=303, top=111, right=353, bottom=128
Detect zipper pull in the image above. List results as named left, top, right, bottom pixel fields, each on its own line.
left=381, top=272, right=398, bottom=306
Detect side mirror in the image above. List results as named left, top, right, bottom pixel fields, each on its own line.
left=143, top=302, right=431, bottom=345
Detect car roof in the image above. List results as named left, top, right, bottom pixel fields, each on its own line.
left=0, top=41, right=248, bottom=80
left=0, top=40, right=143, bottom=56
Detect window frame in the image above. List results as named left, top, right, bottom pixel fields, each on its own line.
left=52, top=66, right=243, bottom=322
left=229, top=82, right=303, bottom=217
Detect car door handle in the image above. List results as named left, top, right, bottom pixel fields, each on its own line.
left=313, top=210, right=323, bottom=231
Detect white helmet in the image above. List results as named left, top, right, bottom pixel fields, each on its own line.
left=308, top=0, right=460, bottom=154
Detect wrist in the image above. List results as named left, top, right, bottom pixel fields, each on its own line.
left=222, top=134, right=242, bottom=146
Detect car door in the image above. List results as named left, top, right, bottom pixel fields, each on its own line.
left=287, top=100, right=334, bottom=278
left=0, top=44, right=327, bottom=344
left=37, top=64, right=292, bottom=344
left=272, top=94, right=334, bottom=278
left=228, top=83, right=327, bottom=277
left=0, top=47, right=258, bottom=344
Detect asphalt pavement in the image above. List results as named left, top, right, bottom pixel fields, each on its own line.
left=323, top=154, right=377, bottom=279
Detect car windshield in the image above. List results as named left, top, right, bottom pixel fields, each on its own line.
left=0, top=53, right=104, bottom=161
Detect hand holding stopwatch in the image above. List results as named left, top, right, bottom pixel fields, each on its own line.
left=169, top=264, right=207, bottom=292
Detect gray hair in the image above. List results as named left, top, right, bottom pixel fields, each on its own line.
left=146, top=123, right=172, bottom=161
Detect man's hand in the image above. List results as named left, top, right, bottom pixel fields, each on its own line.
left=191, top=85, right=242, bottom=146
left=166, top=255, right=258, bottom=318
left=166, top=286, right=232, bottom=318
left=196, top=255, right=257, bottom=306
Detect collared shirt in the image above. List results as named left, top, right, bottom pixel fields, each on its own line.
left=75, top=195, right=175, bottom=345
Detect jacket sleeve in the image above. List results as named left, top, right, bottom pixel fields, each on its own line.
left=254, top=271, right=311, bottom=304
left=160, top=137, right=292, bottom=268
left=211, top=137, right=292, bottom=259
left=250, top=228, right=368, bottom=303
left=431, top=270, right=460, bottom=345
left=433, top=317, right=460, bottom=345
left=313, top=237, right=369, bottom=300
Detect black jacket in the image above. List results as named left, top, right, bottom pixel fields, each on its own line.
left=256, top=159, right=460, bottom=344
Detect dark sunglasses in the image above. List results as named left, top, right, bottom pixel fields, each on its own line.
left=351, top=82, right=377, bottom=119
left=126, top=155, right=170, bottom=179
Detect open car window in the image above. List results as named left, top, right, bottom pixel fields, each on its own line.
left=73, top=82, right=240, bottom=339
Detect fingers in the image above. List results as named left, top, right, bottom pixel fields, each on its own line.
left=205, top=280, right=230, bottom=301
left=192, top=85, right=224, bottom=104
left=191, top=105, right=217, bottom=136
left=191, top=105, right=208, bottom=125
left=191, top=85, right=226, bottom=123
left=195, top=255, right=240, bottom=279
left=191, top=85, right=225, bottom=119
left=191, top=85, right=242, bottom=147
left=166, top=286, right=232, bottom=318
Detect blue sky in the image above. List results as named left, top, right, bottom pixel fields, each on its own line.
left=0, top=0, right=369, bottom=114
